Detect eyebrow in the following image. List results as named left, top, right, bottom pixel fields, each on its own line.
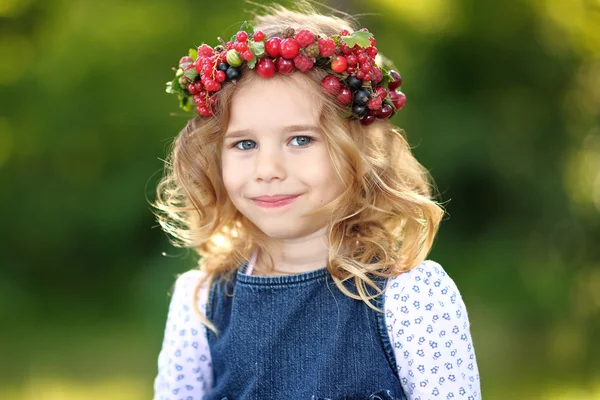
left=223, top=124, right=321, bottom=140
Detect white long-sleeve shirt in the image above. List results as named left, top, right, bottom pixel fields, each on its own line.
left=153, top=260, right=481, bottom=399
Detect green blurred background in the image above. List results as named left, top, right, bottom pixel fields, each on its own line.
left=1, top=0, right=599, bottom=398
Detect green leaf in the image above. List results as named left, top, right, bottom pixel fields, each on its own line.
left=341, top=31, right=373, bottom=48
left=239, top=21, right=254, bottom=35
left=179, top=95, right=192, bottom=112
left=247, top=55, right=257, bottom=69
left=183, top=67, right=198, bottom=80
left=249, top=41, right=265, bottom=58
left=189, top=48, right=198, bottom=61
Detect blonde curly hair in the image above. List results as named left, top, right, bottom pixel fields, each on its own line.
left=152, top=3, right=444, bottom=334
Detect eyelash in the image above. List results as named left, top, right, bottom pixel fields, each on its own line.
left=231, top=135, right=314, bottom=151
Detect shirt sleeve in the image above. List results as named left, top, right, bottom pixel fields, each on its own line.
left=384, top=260, right=481, bottom=399
left=153, top=270, right=214, bottom=400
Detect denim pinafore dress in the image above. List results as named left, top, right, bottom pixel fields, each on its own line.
left=205, top=262, right=406, bottom=400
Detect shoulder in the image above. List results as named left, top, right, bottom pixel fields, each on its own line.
left=384, top=259, right=470, bottom=329
left=169, top=269, right=211, bottom=314
left=386, top=259, right=458, bottom=301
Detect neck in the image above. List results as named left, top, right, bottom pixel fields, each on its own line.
left=255, top=226, right=329, bottom=276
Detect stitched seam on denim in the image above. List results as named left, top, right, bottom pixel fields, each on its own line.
left=235, top=268, right=329, bottom=286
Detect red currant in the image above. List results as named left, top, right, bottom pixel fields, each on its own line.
left=236, top=31, right=248, bottom=42
left=235, top=41, right=248, bottom=52
left=226, top=41, right=234, bottom=50
left=336, top=88, right=352, bottom=105
left=256, top=58, right=276, bottom=78
left=339, top=29, right=350, bottom=36
left=279, top=38, right=300, bottom=59
left=346, top=54, right=357, bottom=66
left=187, top=82, right=199, bottom=94
left=367, top=96, right=382, bottom=110
left=369, top=37, right=376, bottom=47
left=321, top=75, right=342, bottom=96
left=357, top=53, right=368, bottom=64
left=361, top=63, right=372, bottom=74
left=341, top=44, right=352, bottom=55
left=356, top=71, right=366, bottom=80
left=215, top=70, right=226, bottom=82
left=241, top=50, right=254, bottom=61
left=253, top=31, right=265, bottom=41
left=265, top=37, right=281, bottom=57
left=275, top=57, right=295, bottom=74
left=366, top=47, right=378, bottom=59
left=331, top=56, right=348, bottom=73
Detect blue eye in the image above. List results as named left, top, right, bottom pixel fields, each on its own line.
left=234, top=140, right=257, bottom=150
left=290, top=136, right=312, bottom=146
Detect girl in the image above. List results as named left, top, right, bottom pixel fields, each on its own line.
left=153, top=3, right=480, bottom=399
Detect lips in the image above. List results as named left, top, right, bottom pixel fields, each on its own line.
left=251, top=194, right=299, bottom=202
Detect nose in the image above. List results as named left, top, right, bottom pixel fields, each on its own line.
left=254, top=145, right=286, bottom=182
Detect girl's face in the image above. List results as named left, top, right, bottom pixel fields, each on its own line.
left=221, top=74, right=345, bottom=240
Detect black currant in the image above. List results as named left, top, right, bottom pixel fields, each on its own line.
left=225, top=67, right=241, bottom=81
left=346, top=76, right=363, bottom=90
left=353, top=88, right=371, bottom=106
left=352, top=103, right=368, bottom=118
left=217, top=62, right=230, bottom=72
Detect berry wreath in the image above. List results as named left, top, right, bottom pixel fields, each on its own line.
left=166, top=22, right=405, bottom=126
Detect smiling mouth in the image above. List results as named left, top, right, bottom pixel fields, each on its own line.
left=251, top=195, right=300, bottom=209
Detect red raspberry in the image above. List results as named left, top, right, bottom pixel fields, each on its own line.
left=367, top=96, right=382, bottom=110
left=295, top=29, right=315, bottom=48
left=280, top=38, right=300, bottom=59
left=336, top=88, right=352, bottom=105
left=276, top=57, right=295, bottom=74
left=265, top=37, right=281, bottom=57
left=198, top=44, right=214, bottom=57
left=256, top=58, right=276, bottom=78
left=226, top=41, right=234, bottom=50
left=293, top=54, right=314, bottom=72
left=317, top=37, right=336, bottom=57
left=236, top=31, right=248, bottom=42
left=374, top=86, right=387, bottom=100
left=331, top=56, right=348, bottom=73
left=372, top=67, right=383, bottom=83
left=253, top=31, right=265, bottom=41
left=321, top=75, right=342, bottom=96
left=369, top=37, right=376, bottom=47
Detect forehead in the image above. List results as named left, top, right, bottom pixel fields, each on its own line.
left=226, top=74, right=321, bottom=133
